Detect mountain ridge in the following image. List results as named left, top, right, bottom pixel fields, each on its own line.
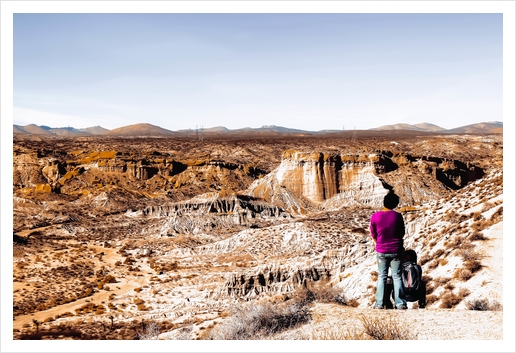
left=13, top=121, right=503, bottom=137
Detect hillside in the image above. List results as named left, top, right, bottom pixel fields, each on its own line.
left=104, top=123, right=175, bottom=136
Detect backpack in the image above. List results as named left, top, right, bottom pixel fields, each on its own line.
left=401, top=262, right=421, bottom=293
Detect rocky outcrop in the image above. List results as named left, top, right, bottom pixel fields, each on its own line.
left=136, top=195, right=290, bottom=235
left=224, top=264, right=333, bottom=298
left=247, top=150, right=484, bottom=212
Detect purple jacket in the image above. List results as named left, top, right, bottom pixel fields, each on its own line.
left=370, top=209, right=405, bottom=254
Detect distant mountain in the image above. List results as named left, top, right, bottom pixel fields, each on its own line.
left=104, top=123, right=175, bottom=136
left=413, top=123, right=447, bottom=132
left=80, top=126, right=110, bottom=135
left=371, top=122, right=446, bottom=132
left=13, top=125, right=29, bottom=134
left=50, top=127, right=92, bottom=136
left=446, top=121, right=503, bottom=134
left=13, top=121, right=503, bottom=137
left=203, top=126, right=230, bottom=133
left=230, top=125, right=312, bottom=136
left=16, top=124, right=53, bottom=135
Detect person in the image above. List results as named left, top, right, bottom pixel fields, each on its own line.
left=383, top=249, right=426, bottom=309
left=370, top=190, right=407, bottom=309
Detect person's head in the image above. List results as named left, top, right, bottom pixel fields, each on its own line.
left=383, top=191, right=400, bottom=210
left=404, top=249, right=417, bottom=263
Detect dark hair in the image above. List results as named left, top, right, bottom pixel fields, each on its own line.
left=404, top=249, right=417, bottom=263
left=383, top=191, right=400, bottom=210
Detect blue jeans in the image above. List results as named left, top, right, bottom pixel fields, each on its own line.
left=375, top=252, right=406, bottom=308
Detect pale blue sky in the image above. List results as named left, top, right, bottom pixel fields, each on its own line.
left=13, top=13, right=502, bottom=131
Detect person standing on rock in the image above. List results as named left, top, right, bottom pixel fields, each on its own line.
left=370, top=190, right=407, bottom=310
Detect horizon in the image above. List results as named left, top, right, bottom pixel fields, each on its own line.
left=12, top=120, right=504, bottom=133
left=12, top=12, right=502, bottom=131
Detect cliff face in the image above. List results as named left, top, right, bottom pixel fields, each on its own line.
left=247, top=150, right=483, bottom=212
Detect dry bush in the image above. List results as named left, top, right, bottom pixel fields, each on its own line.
left=444, top=236, right=461, bottom=249
left=294, top=281, right=358, bottom=307
left=419, top=254, right=431, bottom=266
left=421, top=275, right=435, bottom=294
left=311, top=324, right=351, bottom=340
left=425, top=294, right=438, bottom=306
left=471, top=212, right=483, bottom=221
left=454, top=249, right=480, bottom=262
left=454, top=268, right=473, bottom=281
left=465, top=298, right=503, bottom=311
left=432, top=248, right=445, bottom=258
left=468, top=231, right=487, bottom=241
left=427, top=259, right=439, bottom=270
left=353, top=314, right=417, bottom=340
left=137, top=322, right=161, bottom=340
left=203, top=299, right=311, bottom=340
left=439, top=288, right=471, bottom=309
left=439, top=259, right=449, bottom=266
left=432, top=276, right=451, bottom=286
left=370, top=271, right=378, bottom=282
left=444, top=282, right=455, bottom=290
left=490, top=206, right=503, bottom=222
left=463, top=259, right=482, bottom=273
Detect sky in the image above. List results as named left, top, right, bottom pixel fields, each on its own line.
left=12, top=12, right=503, bottom=131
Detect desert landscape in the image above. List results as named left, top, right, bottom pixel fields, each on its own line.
left=11, top=124, right=505, bottom=344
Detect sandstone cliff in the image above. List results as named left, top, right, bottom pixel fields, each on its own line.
left=246, top=150, right=483, bottom=213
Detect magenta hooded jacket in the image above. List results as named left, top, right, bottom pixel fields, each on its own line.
left=369, top=209, right=405, bottom=254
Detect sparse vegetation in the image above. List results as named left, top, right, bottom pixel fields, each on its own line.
left=349, top=314, right=417, bottom=340
left=465, top=298, right=502, bottom=311
left=204, top=299, right=311, bottom=340
left=439, top=288, right=471, bottom=308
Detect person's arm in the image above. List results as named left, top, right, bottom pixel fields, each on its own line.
left=370, top=215, right=378, bottom=244
left=397, top=213, right=405, bottom=248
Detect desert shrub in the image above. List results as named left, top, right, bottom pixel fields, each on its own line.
left=370, top=271, right=378, bottom=282
left=352, top=314, right=417, bottom=340
left=454, top=268, right=473, bottom=281
left=204, top=300, right=311, bottom=340
left=425, top=294, right=438, bottom=306
left=444, top=236, right=461, bottom=249
left=432, top=276, right=451, bottom=286
left=419, top=254, right=431, bottom=266
left=439, top=288, right=471, bottom=309
left=444, top=282, right=455, bottom=290
left=303, top=282, right=347, bottom=306
left=468, top=231, right=487, bottom=241
left=471, top=212, right=483, bottom=221
left=311, top=324, right=350, bottom=340
left=464, top=259, right=482, bottom=273
left=432, top=248, right=445, bottom=258
left=427, top=259, right=439, bottom=270
left=465, top=298, right=503, bottom=311
left=454, top=249, right=479, bottom=262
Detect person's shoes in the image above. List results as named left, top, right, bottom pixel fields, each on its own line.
left=396, top=305, right=408, bottom=310
left=373, top=305, right=384, bottom=309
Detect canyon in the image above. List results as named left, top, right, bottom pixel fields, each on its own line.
left=10, top=132, right=504, bottom=342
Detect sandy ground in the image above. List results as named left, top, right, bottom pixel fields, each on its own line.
left=299, top=302, right=504, bottom=340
